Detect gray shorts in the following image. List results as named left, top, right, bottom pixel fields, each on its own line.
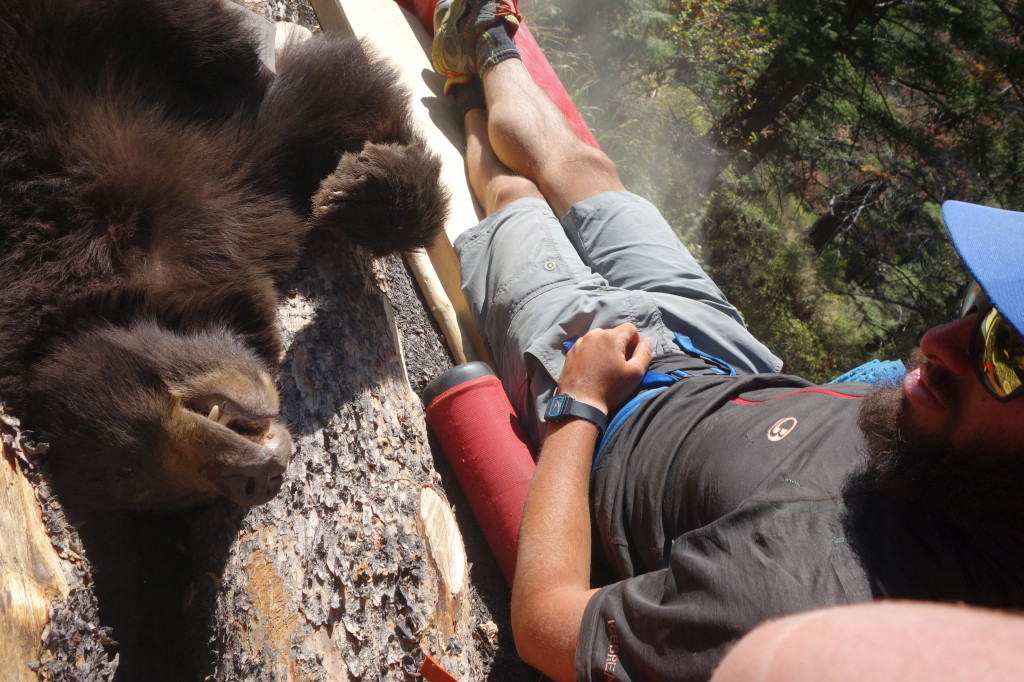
left=455, top=191, right=782, bottom=444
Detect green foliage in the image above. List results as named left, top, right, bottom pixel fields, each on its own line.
left=703, top=188, right=878, bottom=381
left=528, top=0, right=1022, bottom=376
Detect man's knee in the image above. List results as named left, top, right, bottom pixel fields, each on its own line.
left=486, top=175, right=545, bottom=214
left=537, top=144, right=624, bottom=211
left=553, top=144, right=619, bottom=186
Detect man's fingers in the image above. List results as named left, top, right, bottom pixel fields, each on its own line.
left=613, top=322, right=641, bottom=343
left=631, top=336, right=653, bottom=365
left=621, top=325, right=641, bottom=353
left=559, top=325, right=653, bottom=412
left=610, top=324, right=651, bottom=363
left=606, top=323, right=642, bottom=359
left=622, top=337, right=652, bottom=377
left=573, top=324, right=651, bottom=366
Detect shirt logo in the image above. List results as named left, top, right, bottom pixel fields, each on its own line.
left=603, top=619, right=619, bottom=679
left=767, top=417, right=798, bottom=441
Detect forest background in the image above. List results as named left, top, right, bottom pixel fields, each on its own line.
left=525, top=0, right=1023, bottom=381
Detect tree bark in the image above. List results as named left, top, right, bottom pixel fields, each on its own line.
left=0, top=411, right=116, bottom=682
left=185, top=235, right=498, bottom=681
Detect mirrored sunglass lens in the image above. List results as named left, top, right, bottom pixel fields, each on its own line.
left=979, top=308, right=1024, bottom=398
left=960, top=280, right=985, bottom=318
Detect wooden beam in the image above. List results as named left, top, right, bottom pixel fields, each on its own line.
left=311, top=0, right=490, bottom=366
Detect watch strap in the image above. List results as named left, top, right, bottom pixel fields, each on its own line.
left=545, top=394, right=608, bottom=433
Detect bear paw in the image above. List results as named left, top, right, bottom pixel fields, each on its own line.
left=312, top=142, right=449, bottom=256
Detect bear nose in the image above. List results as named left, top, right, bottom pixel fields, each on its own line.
left=221, top=461, right=286, bottom=506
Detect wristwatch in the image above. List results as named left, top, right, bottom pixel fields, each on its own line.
left=544, top=394, right=608, bottom=434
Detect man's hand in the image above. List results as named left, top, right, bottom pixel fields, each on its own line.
left=558, top=323, right=653, bottom=414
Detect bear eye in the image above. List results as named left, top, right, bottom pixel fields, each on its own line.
left=117, top=466, right=136, bottom=479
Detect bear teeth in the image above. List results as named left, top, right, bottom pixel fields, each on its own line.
left=207, top=404, right=232, bottom=426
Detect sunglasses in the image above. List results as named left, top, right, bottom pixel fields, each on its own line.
left=959, top=281, right=1024, bottom=401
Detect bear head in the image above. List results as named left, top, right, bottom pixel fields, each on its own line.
left=23, top=321, right=292, bottom=511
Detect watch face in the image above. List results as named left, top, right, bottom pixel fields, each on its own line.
left=546, top=394, right=569, bottom=419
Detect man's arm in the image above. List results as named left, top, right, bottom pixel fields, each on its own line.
left=511, top=323, right=652, bottom=682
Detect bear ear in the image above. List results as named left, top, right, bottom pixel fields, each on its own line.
left=310, top=142, right=450, bottom=256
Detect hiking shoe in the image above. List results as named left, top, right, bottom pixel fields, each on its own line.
left=431, top=0, right=521, bottom=79
left=432, top=0, right=454, bottom=34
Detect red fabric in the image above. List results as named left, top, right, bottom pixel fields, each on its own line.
left=425, top=374, right=536, bottom=584
left=731, top=387, right=864, bottom=405
left=419, top=654, right=460, bottom=682
left=393, top=0, right=600, bottom=148
left=393, top=0, right=434, bottom=27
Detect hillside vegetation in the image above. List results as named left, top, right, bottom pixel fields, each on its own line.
left=528, top=0, right=1023, bottom=381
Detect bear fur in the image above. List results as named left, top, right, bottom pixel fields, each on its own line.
left=0, top=0, right=448, bottom=512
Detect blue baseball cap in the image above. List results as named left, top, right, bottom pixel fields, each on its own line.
left=942, top=200, right=1024, bottom=338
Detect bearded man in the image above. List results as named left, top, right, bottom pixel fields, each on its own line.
left=428, top=1, right=1024, bottom=680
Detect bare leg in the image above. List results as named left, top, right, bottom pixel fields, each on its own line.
left=463, top=106, right=545, bottom=216
left=480, top=59, right=626, bottom=217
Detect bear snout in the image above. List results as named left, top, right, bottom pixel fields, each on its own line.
left=220, top=459, right=287, bottom=506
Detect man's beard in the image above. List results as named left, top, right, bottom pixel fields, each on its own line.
left=859, top=349, right=1024, bottom=534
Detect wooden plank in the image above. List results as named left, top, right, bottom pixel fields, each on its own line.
left=310, top=0, right=490, bottom=366
left=306, top=0, right=353, bottom=36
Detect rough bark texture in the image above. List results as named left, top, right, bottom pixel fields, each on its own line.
left=182, top=233, right=531, bottom=682
left=0, top=1, right=535, bottom=679
left=181, top=235, right=508, bottom=682
left=0, top=412, right=116, bottom=682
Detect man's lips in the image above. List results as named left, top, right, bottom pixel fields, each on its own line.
left=903, top=366, right=947, bottom=414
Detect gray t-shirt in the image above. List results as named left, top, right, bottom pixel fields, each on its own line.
left=577, top=370, right=1024, bottom=681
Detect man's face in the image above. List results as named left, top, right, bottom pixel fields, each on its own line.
left=861, top=312, right=1024, bottom=532
left=903, top=312, right=1024, bottom=455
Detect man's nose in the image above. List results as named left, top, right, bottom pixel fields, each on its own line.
left=920, top=314, right=976, bottom=375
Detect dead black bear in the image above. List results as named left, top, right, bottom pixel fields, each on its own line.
left=0, top=0, right=448, bottom=512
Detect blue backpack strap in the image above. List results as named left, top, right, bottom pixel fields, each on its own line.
left=639, top=369, right=685, bottom=389
left=674, top=333, right=736, bottom=376
left=593, top=385, right=670, bottom=469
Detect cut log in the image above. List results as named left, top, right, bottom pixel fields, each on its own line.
left=0, top=410, right=116, bottom=681
left=186, top=237, right=489, bottom=680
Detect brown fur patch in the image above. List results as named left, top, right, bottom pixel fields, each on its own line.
left=0, top=0, right=448, bottom=511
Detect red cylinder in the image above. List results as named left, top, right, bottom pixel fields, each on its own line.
left=424, top=363, right=536, bottom=584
